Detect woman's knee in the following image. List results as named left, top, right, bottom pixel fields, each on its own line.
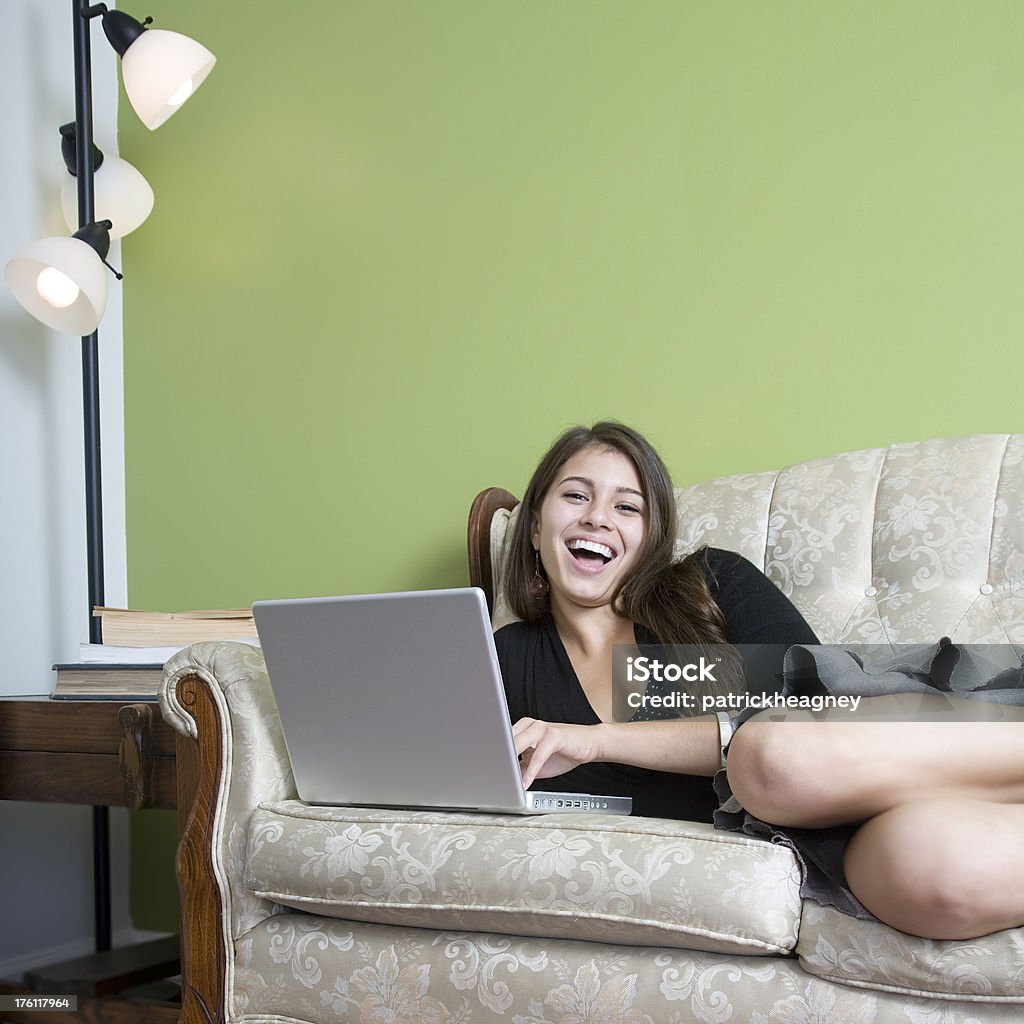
left=843, top=799, right=1022, bottom=939
left=725, top=718, right=840, bottom=827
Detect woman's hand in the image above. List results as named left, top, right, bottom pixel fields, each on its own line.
left=511, top=717, right=603, bottom=789
left=512, top=715, right=725, bottom=783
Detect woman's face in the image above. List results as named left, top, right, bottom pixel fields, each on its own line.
left=531, top=445, right=648, bottom=614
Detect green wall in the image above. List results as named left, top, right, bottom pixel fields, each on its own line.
left=120, top=2, right=1024, bottom=928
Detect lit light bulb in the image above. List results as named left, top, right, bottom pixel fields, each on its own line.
left=36, top=266, right=81, bottom=308
left=167, top=78, right=194, bottom=107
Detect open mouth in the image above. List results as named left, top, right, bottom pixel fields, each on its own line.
left=566, top=538, right=615, bottom=566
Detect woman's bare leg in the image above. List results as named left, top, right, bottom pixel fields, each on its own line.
left=842, top=798, right=1024, bottom=939
left=726, top=698, right=1024, bottom=829
left=724, top=698, right=1024, bottom=939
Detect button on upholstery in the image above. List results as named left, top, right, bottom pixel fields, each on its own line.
left=865, top=586, right=878, bottom=598
left=980, top=583, right=994, bottom=595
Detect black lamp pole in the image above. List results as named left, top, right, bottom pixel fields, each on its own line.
left=72, top=0, right=111, bottom=954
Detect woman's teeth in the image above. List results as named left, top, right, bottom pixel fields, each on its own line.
left=567, top=539, right=614, bottom=563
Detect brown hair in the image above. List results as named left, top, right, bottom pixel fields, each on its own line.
left=504, top=422, right=729, bottom=646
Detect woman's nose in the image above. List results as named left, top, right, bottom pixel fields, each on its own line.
left=581, top=501, right=611, bottom=528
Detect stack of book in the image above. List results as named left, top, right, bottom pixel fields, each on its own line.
left=52, top=607, right=259, bottom=700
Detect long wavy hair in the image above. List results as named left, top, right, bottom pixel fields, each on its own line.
left=504, top=422, right=729, bottom=646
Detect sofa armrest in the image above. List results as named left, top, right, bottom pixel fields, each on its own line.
left=159, top=640, right=295, bottom=1024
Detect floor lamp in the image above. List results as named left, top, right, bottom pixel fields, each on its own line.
left=5, top=1, right=215, bottom=953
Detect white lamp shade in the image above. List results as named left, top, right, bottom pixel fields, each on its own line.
left=5, top=236, right=109, bottom=335
left=122, top=28, right=216, bottom=130
left=61, top=155, right=155, bottom=239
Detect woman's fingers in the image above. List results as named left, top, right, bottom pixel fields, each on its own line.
left=513, top=718, right=556, bottom=787
left=511, top=717, right=596, bottom=788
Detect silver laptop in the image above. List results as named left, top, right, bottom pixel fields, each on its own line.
left=251, top=587, right=632, bottom=815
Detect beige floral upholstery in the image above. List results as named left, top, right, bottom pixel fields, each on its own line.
left=242, top=801, right=802, bottom=955
left=232, top=914, right=1024, bottom=1023
left=161, top=434, right=1024, bottom=1023
left=797, top=905, right=1024, bottom=1002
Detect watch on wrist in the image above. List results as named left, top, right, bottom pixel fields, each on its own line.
left=714, top=711, right=734, bottom=770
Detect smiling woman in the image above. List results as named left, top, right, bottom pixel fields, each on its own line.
left=493, top=422, right=1024, bottom=942
left=530, top=446, right=648, bottom=616
left=494, top=421, right=819, bottom=822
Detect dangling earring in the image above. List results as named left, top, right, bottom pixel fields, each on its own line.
left=530, top=550, right=549, bottom=600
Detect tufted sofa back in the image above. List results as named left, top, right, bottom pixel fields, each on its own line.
left=489, top=434, right=1024, bottom=646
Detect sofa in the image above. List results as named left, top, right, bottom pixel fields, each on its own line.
left=160, top=433, right=1024, bottom=1023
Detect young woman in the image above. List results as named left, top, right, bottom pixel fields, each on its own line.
left=497, top=421, right=1024, bottom=941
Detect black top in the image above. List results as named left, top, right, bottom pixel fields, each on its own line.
left=494, top=547, right=819, bottom=822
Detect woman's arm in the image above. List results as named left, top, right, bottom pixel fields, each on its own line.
left=500, top=551, right=817, bottom=789
left=512, top=715, right=722, bottom=787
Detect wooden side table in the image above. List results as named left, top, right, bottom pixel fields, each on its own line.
left=0, top=695, right=197, bottom=1024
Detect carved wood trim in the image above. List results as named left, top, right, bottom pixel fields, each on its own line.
left=117, top=704, right=152, bottom=810
left=466, top=487, right=519, bottom=613
left=172, top=672, right=228, bottom=1024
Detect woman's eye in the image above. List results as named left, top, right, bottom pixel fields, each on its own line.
left=617, top=504, right=641, bottom=515
left=563, top=491, right=587, bottom=502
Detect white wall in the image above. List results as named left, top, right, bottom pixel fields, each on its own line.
left=1, top=0, right=136, bottom=977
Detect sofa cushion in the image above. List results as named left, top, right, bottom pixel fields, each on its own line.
left=243, top=800, right=802, bottom=956
left=232, top=913, right=841, bottom=1024
left=797, top=904, right=1024, bottom=1002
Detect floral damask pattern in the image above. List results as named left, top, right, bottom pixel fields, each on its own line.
left=798, top=906, right=1024, bottom=1001
left=442, top=933, right=549, bottom=1014
left=513, top=963, right=656, bottom=1024
left=671, top=435, right=1024, bottom=648
left=243, top=801, right=802, bottom=955
left=233, top=916, right=1024, bottom=1024
left=321, top=947, right=453, bottom=1023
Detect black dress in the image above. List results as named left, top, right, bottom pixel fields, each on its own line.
left=494, top=547, right=819, bottom=822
